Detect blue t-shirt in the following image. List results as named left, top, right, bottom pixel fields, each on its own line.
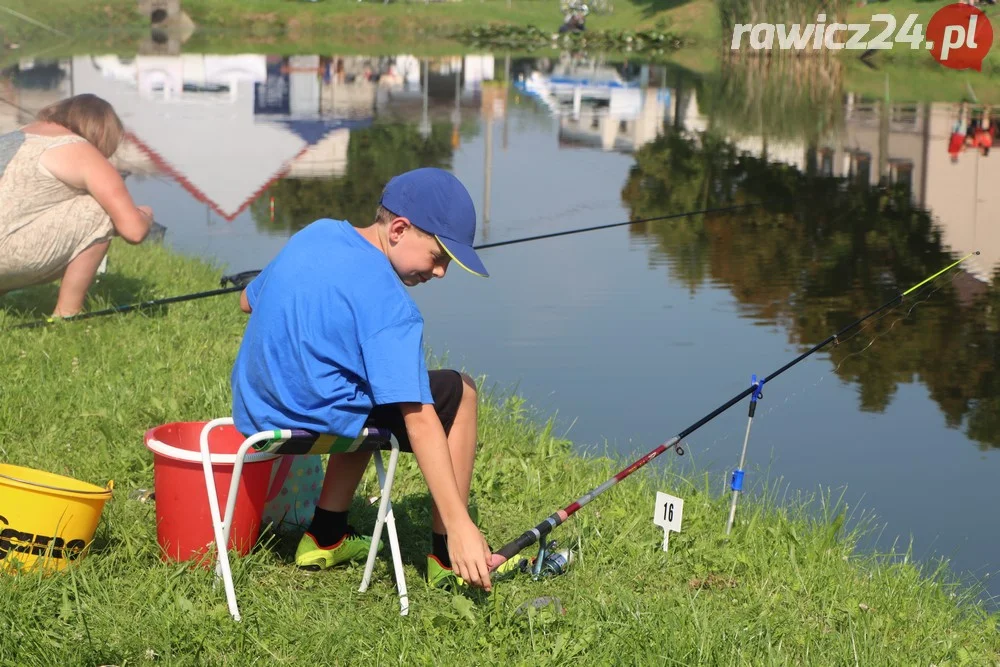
left=231, top=219, right=434, bottom=437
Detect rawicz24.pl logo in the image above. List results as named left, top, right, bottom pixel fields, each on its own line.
left=730, top=3, right=994, bottom=71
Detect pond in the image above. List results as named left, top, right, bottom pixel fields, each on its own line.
left=3, top=50, right=998, bottom=603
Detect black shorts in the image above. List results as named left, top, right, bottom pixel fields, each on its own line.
left=363, top=369, right=464, bottom=452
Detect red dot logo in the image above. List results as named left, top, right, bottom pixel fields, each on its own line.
left=927, top=4, right=993, bottom=71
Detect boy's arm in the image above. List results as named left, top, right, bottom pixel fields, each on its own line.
left=400, top=402, right=493, bottom=590
left=239, top=288, right=251, bottom=314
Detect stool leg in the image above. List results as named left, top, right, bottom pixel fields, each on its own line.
left=199, top=420, right=242, bottom=622
left=359, top=445, right=408, bottom=614
left=359, top=454, right=386, bottom=593
left=377, top=448, right=408, bottom=615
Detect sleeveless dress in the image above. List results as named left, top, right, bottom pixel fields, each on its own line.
left=0, top=131, right=115, bottom=292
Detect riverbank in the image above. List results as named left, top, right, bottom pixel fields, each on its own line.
left=0, top=241, right=998, bottom=663
left=6, top=0, right=1000, bottom=106
left=0, top=0, right=710, bottom=46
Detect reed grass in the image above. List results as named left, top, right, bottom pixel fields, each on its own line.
left=699, top=51, right=845, bottom=142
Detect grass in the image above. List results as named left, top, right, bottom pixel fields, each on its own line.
left=5, top=0, right=1000, bottom=102
left=713, top=0, right=1000, bottom=101
left=0, top=241, right=999, bottom=664
left=0, top=0, right=709, bottom=47
left=0, top=0, right=705, bottom=73
left=808, top=0, right=1000, bottom=101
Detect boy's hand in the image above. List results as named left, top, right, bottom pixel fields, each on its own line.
left=448, top=518, right=493, bottom=591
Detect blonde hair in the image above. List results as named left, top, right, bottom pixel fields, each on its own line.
left=35, top=94, right=124, bottom=158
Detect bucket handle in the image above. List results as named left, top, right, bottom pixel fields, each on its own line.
left=145, top=437, right=279, bottom=465
left=0, top=471, right=113, bottom=496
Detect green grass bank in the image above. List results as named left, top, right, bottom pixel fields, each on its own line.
left=0, top=242, right=998, bottom=664
left=6, top=0, right=1000, bottom=104
left=1, top=0, right=704, bottom=47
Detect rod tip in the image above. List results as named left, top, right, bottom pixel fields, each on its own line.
left=975, top=251, right=981, bottom=255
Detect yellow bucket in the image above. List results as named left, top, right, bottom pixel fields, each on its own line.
left=0, top=463, right=113, bottom=574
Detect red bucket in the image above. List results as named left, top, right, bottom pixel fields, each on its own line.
left=143, top=421, right=278, bottom=562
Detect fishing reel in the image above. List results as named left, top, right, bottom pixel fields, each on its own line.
left=497, top=535, right=576, bottom=581
left=527, top=536, right=574, bottom=580
left=220, top=270, right=262, bottom=289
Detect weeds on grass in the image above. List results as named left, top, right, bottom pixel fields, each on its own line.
left=0, top=242, right=998, bottom=664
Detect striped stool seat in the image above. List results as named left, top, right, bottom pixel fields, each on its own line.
left=250, top=428, right=396, bottom=456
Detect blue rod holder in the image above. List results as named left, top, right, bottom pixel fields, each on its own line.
left=730, top=469, right=745, bottom=492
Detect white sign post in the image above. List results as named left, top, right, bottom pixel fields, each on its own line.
left=653, top=492, right=684, bottom=553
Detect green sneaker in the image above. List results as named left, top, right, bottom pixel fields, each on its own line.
left=426, top=554, right=528, bottom=590
left=427, top=555, right=461, bottom=589
left=492, top=555, right=530, bottom=582
left=295, top=530, right=380, bottom=571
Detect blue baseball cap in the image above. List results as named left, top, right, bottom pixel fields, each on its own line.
left=379, top=167, right=488, bottom=278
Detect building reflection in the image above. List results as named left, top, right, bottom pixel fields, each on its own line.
left=680, top=93, right=998, bottom=285
left=515, top=57, right=995, bottom=284
left=0, top=54, right=495, bottom=223
left=513, top=58, right=669, bottom=154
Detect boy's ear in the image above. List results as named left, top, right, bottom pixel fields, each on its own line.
left=387, top=215, right=412, bottom=240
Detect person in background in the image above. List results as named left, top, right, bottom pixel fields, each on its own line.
left=0, top=93, right=152, bottom=317
left=949, top=101, right=972, bottom=163
left=973, top=106, right=993, bottom=157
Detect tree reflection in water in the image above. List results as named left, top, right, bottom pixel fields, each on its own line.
left=621, top=127, right=999, bottom=448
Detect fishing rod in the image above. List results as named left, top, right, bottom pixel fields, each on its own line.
left=7, top=202, right=762, bottom=331
left=488, top=251, right=981, bottom=570
left=9, top=285, right=248, bottom=330
left=472, top=202, right=759, bottom=250
left=0, top=96, right=36, bottom=117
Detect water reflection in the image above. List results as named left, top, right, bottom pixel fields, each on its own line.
left=625, top=127, right=999, bottom=445
left=2, top=53, right=996, bottom=450
left=0, top=54, right=497, bottom=222
left=2, top=54, right=996, bottom=424
left=7, top=54, right=992, bottom=272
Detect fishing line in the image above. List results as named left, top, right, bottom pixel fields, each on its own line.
left=0, top=96, right=32, bottom=115
left=474, top=203, right=761, bottom=250
left=829, top=270, right=964, bottom=374
left=495, top=198, right=624, bottom=233
left=0, top=5, right=68, bottom=37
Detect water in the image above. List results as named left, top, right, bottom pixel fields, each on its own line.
left=3, top=52, right=998, bottom=602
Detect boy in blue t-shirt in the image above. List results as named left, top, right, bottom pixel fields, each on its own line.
left=231, top=168, right=499, bottom=591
